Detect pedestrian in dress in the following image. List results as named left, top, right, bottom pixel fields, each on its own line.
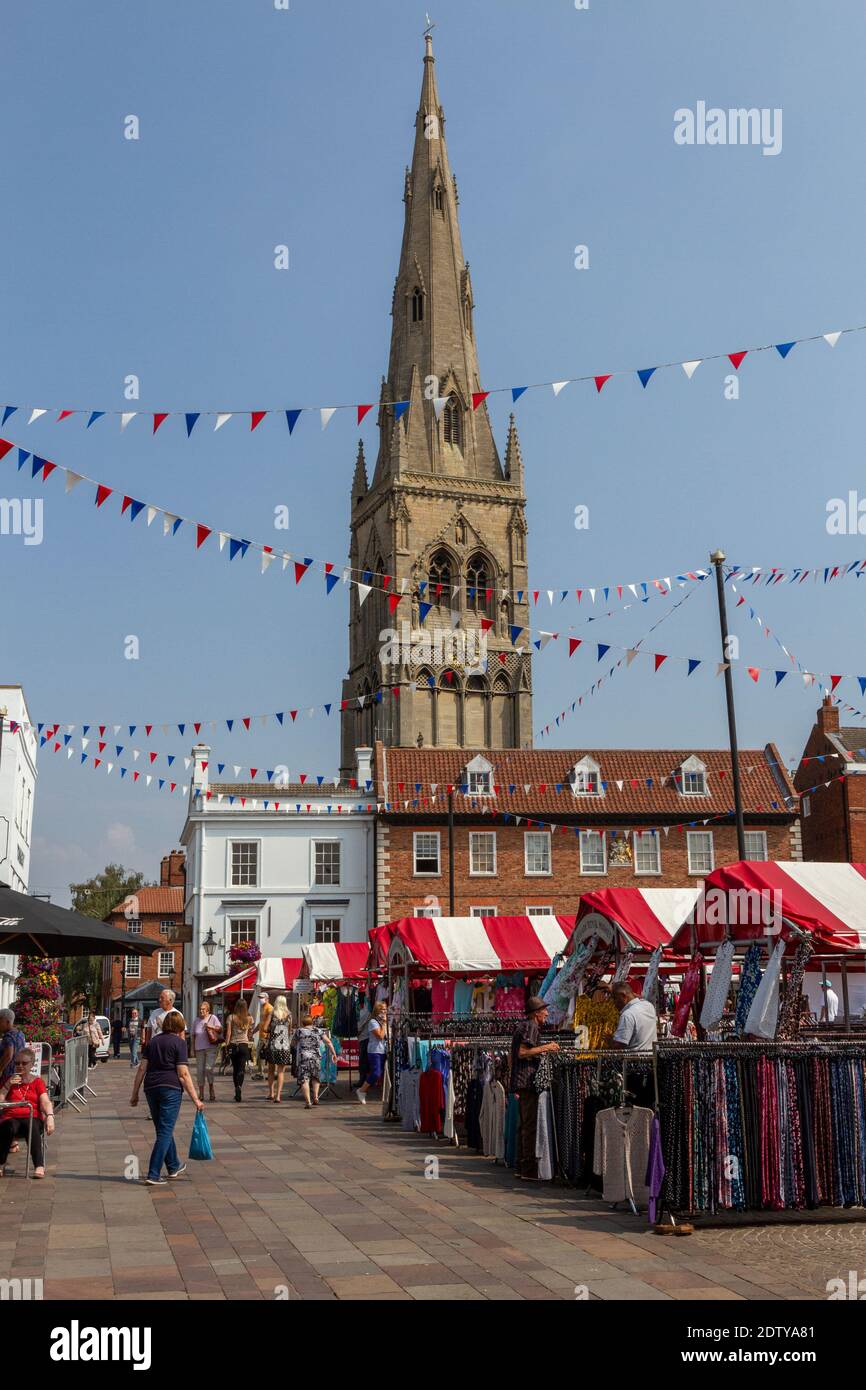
left=253, top=990, right=273, bottom=1084
left=130, top=1009, right=203, bottom=1186
left=127, top=1008, right=141, bottom=1068
left=293, top=1014, right=337, bottom=1109
left=225, top=999, right=253, bottom=1102
left=84, top=1011, right=105, bottom=1069
left=190, top=1001, right=221, bottom=1102
left=355, top=1003, right=388, bottom=1105
left=262, top=995, right=292, bottom=1103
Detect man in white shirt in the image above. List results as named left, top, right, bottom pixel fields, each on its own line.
left=611, top=983, right=658, bottom=1051
left=145, top=989, right=176, bottom=1043
left=821, top=982, right=840, bottom=1025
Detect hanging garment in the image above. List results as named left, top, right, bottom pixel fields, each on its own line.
left=543, top=933, right=599, bottom=1023
left=453, top=981, right=474, bottom=1017
left=398, top=1069, right=422, bottom=1132
left=777, top=940, right=815, bottom=1040
left=503, top=1092, right=520, bottom=1168
left=381, top=1058, right=391, bottom=1116
left=443, top=1071, right=456, bottom=1142
left=640, top=946, right=663, bottom=1004
left=571, top=995, right=619, bottom=1050
left=645, top=1114, right=665, bottom=1223
left=480, top=1079, right=507, bottom=1159
left=535, top=1089, right=555, bottom=1180
left=613, top=951, right=634, bottom=984
left=700, top=939, right=736, bottom=1030
left=419, top=1067, right=446, bottom=1134
left=744, top=939, right=786, bottom=1040
left=537, top=951, right=563, bottom=1001
left=592, top=1106, right=653, bottom=1205
left=464, top=1078, right=484, bottom=1150
left=430, top=979, right=455, bottom=1015
left=735, top=944, right=764, bottom=1035
left=671, top=956, right=702, bottom=1038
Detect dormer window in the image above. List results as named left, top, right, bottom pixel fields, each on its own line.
left=411, top=286, right=424, bottom=323
left=464, top=754, right=493, bottom=795
left=679, top=755, right=708, bottom=796
left=570, top=755, right=602, bottom=797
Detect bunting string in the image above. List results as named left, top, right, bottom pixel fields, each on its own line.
left=2, top=321, right=860, bottom=436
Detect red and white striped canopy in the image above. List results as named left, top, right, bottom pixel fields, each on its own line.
left=669, top=862, right=866, bottom=953
left=383, top=916, right=572, bottom=974
left=574, top=887, right=701, bottom=953
left=204, top=958, right=303, bottom=995
left=298, top=941, right=371, bottom=983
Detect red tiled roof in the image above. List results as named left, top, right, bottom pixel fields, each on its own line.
left=107, top=887, right=184, bottom=918
left=378, top=744, right=795, bottom=819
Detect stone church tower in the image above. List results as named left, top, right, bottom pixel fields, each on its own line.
left=340, top=36, right=532, bottom=774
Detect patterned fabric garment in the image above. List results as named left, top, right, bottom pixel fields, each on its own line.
left=734, top=945, right=764, bottom=1035
left=744, top=940, right=786, bottom=1040
left=543, top=933, right=599, bottom=1022
left=671, top=956, right=702, bottom=1038
left=640, top=946, right=663, bottom=1003
left=776, top=940, right=814, bottom=1040
left=700, top=939, right=735, bottom=1031
left=571, top=996, right=619, bottom=1050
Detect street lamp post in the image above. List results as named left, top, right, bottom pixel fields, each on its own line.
left=710, top=549, right=747, bottom=860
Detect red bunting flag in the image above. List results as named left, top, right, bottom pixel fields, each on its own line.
left=250, top=411, right=267, bottom=431
left=568, top=638, right=582, bottom=657
left=0, top=439, right=13, bottom=461
left=654, top=654, right=668, bottom=671
left=294, top=560, right=309, bottom=584
left=289, top=710, right=298, bottom=722
left=830, top=675, right=843, bottom=691
left=152, top=413, right=169, bottom=434
left=747, top=667, right=760, bottom=682
left=95, top=484, right=112, bottom=508
left=196, top=524, right=211, bottom=548
left=250, top=768, right=258, bottom=779
left=594, top=375, right=611, bottom=393
left=57, top=410, right=74, bottom=422
left=728, top=351, right=748, bottom=370
left=471, top=391, right=489, bottom=411
left=149, top=752, right=158, bottom=763
left=40, top=461, right=56, bottom=480
left=357, top=404, right=374, bottom=425
left=121, top=496, right=133, bottom=515
left=242, top=717, right=251, bottom=730
left=481, top=617, right=494, bottom=632
left=388, top=593, right=401, bottom=614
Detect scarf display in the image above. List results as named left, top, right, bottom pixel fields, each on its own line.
left=699, top=938, right=735, bottom=1031
left=744, top=939, right=786, bottom=1040
left=734, top=944, right=763, bottom=1035
left=776, top=940, right=815, bottom=1041
left=671, top=955, right=702, bottom=1038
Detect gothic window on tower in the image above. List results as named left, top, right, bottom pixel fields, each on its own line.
left=442, top=395, right=462, bottom=450
left=428, top=549, right=452, bottom=607
left=434, top=185, right=444, bottom=212
left=467, top=553, right=492, bottom=615
left=411, top=286, right=424, bottom=323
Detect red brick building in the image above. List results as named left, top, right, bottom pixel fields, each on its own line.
left=101, top=851, right=186, bottom=1020
left=374, top=742, right=800, bottom=921
left=794, top=698, right=866, bottom=861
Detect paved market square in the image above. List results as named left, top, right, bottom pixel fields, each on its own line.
left=0, top=1060, right=858, bottom=1302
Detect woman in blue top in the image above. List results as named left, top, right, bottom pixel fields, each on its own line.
left=130, top=1009, right=203, bottom=1185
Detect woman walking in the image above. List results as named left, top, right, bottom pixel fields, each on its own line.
left=190, top=1000, right=221, bottom=1102
left=225, top=999, right=253, bottom=1102
left=356, top=1003, right=388, bottom=1104
left=292, top=1014, right=337, bottom=1109
left=130, top=1009, right=203, bottom=1186
left=262, top=995, right=293, bottom=1102
left=127, top=1008, right=141, bottom=1068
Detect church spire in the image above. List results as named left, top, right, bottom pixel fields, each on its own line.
left=372, top=35, right=503, bottom=487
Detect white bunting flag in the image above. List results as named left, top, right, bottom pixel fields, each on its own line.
left=681, top=360, right=701, bottom=379
left=120, top=412, right=137, bottom=431
left=433, top=396, right=450, bottom=419
left=552, top=381, right=569, bottom=397
left=626, top=649, right=638, bottom=665
left=218, top=532, right=229, bottom=551
left=214, top=413, right=232, bottom=431
left=824, top=332, right=841, bottom=348
left=163, top=513, right=178, bottom=536
left=356, top=582, right=371, bottom=607
left=65, top=471, right=83, bottom=494
left=28, top=408, right=47, bottom=424
left=261, top=551, right=275, bottom=573
left=146, top=505, right=158, bottom=525
left=320, top=407, right=337, bottom=430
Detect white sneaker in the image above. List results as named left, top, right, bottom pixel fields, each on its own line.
left=355, top=1088, right=367, bottom=1105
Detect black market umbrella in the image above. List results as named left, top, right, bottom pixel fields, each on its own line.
left=0, top=883, right=160, bottom=958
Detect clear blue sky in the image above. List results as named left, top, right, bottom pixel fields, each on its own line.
left=2, top=0, right=864, bottom=903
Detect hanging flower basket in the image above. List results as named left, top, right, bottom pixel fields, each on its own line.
left=228, top=941, right=261, bottom=966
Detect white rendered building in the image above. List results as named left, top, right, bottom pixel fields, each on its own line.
left=0, top=686, right=38, bottom=1008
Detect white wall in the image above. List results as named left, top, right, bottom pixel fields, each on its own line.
left=0, top=686, right=38, bottom=1008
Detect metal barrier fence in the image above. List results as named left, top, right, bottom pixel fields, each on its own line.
left=60, top=1036, right=93, bottom=1111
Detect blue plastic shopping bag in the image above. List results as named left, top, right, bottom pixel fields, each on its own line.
left=189, top=1108, right=213, bottom=1160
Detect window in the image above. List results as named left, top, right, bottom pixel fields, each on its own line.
left=470, top=906, right=497, bottom=917
left=411, top=286, right=424, bottom=322
left=466, top=554, right=491, bottom=614
left=571, top=756, right=602, bottom=797
left=158, top=951, right=174, bottom=979
left=126, top=920, right=142, bottom=936
left=434, top=185, right=443, bottom=211
left=633, top=832, right=661, bottom=875
left=527, top=905, right=554, bottom=917
left=525, top=832, right=552, bottom=875
left=124, top=956, right=141, bottom=980
left=314, top=840, right=341, bottom=886
left=802, top=796, right=811, bottom=818
left=159, top=921, right=173, bottom=937
left=443, top=396, right=462, bottom=449
left=468, top=769, right=492, bottom=795
left=231, top=841, right=259, bottom=887
left=414, top=832, right=441, bottom=875
left=428, top=549, right=452, bottom=600
left=679, top=757, right=708, bottom=796
left=579, top=830, right=606, bottom=875
left=229, top=917, right=258, bottom=948
left=687, top=831, right=714, bottom=875
left=414, top=904, right=442, bottom=917
left=744, top=830, right=768, bottom=861
left=314, top=918, right=341, bottom=943
left=469, top=832, right=497, bottom=876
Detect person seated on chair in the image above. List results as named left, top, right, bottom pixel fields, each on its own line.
left=0, top=1047, right=55, bottom=1179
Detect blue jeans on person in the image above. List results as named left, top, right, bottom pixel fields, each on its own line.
left=144, top=1085, right=184, bottom=1179
left=129, top=1035, right=140, bottom=1067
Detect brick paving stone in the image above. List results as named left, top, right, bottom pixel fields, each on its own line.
left=2, top=1059, right=862, bottom=1302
